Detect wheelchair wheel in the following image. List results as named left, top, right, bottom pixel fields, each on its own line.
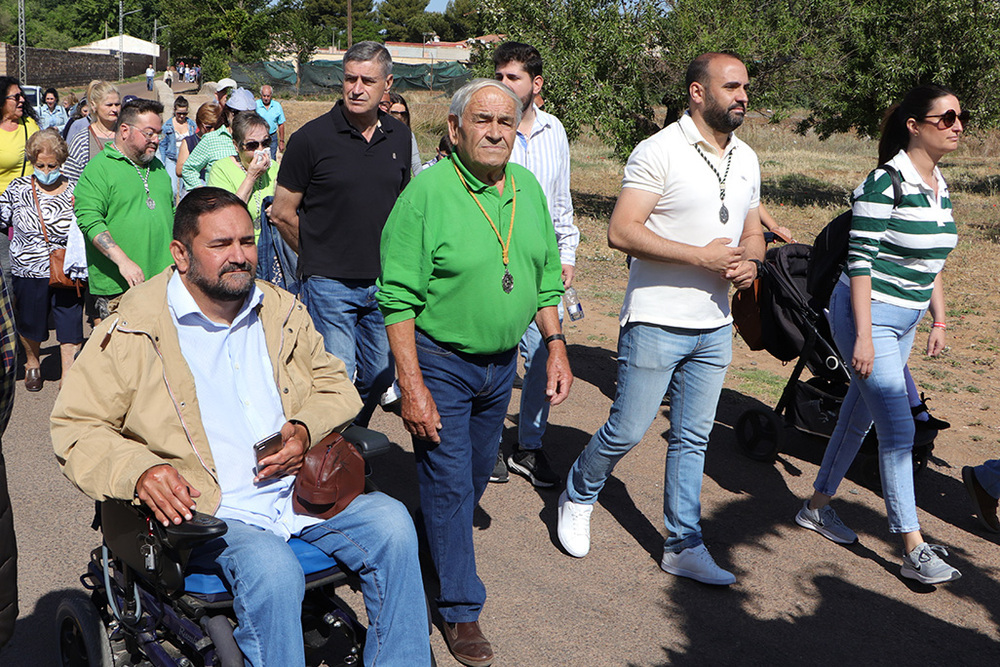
left=56, top=596, right=113, bottom=667
left=736, top=409, right=784, bottom=462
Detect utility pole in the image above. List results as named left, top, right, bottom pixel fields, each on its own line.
left=17, top=0, right=25, bottom=83
left=119, top=0, right=140, bottom=82
left=346, top=0, right=353, bottom=48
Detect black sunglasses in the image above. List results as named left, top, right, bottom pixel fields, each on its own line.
left=242, top=138, right=272, bottom=151
left=922, top=109, right=970, bottom=129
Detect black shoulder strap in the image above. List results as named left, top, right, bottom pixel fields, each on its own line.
left=880, top=163, right=903, bottom=208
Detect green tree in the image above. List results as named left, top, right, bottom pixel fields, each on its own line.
left=481, top=0, right=664, bottom=159
left=303, top=0, right=381, bottom=45
left=378, top=0, right=428, bottom=42
left=443, top=0, right=480, bottom=41
left=163, top=0, right=274, bottom=64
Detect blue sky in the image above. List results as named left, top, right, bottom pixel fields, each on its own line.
left=425, top=0, right=449, bottom=13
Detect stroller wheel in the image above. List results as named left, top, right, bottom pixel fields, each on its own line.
left=736, top=409, right=784, bottom=462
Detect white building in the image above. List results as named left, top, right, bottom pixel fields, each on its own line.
left=70, top=35, right=160, bottom=59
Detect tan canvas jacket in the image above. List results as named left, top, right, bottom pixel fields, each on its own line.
left=51, top=268, right=362, bottom=514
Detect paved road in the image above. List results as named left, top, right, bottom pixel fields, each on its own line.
left=1, top=319, right=999, bottom=665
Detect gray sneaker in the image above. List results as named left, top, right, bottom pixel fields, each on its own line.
left=795, top=500, right=858, bottom=544
left=901, top=543, right=961, bottom=585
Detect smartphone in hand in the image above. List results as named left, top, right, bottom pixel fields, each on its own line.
left=253, top=432, right=283, bottom=469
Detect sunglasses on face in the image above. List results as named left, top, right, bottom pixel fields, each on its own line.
left=242, top=138, right=272, bottom=151
left=923, top=109, right=970, bottom=129
left=5, top=93, right=23, bottom=101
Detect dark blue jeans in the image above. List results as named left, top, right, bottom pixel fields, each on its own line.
left=412, top=330, right=516, bottom=623
left=301, top=276, right=393, bottom=426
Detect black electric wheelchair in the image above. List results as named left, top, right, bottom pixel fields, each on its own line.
left=56, top=425, right=396, bottom=667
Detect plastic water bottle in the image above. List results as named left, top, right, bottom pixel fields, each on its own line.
left=564, top=287, right=584, bottom=321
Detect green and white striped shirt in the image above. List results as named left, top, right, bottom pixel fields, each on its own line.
left=845, top=150, right=957, bottom=309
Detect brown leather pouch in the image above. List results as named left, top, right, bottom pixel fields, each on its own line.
left=292, top=431, right=365, bottom=519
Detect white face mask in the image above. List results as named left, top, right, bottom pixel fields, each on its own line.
left=34, top=168, right=61, bottom=186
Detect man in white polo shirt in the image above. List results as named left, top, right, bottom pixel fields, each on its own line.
left=556, top=52, right=765, bottom=585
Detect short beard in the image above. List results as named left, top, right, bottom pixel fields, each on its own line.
left=703, top=96, right=745, bottom=134
left=136, top=149, right=155, bottom=165
left=188, top=255, right=255, bottom=302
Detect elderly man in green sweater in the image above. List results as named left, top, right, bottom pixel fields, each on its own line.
left=377, top=78, right=572, bottom=667
left=74, top=98, right=174, bottom=318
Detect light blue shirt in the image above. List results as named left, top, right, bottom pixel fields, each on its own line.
left=39, top=104, right=68, bottom=132
left=255, top=99, right=286, bottom=134
left=167, top=271, right=321, bottom=539
left=509, top=105, right=579, bottom=265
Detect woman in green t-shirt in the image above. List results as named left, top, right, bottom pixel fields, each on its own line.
left=206, top=111, right=278, bottom=240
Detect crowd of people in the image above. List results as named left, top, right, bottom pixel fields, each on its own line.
left=0, top=41, right=994, bottom=665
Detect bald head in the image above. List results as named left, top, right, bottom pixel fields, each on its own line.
left=261, top=85, right=273, bottom=104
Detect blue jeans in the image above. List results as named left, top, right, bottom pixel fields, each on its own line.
left=565, top=321, right=732, bottom=553
left=813, top=281, right=924, bottom=533
left=301, top=276, right=393, bottom=426
left=974, top=460, right=1000, bottom=499
left=515, top=303, right=562, bottom=450
left=269, top=131, right=279, bottom=160
left=164, top=156, right=179, bottom=201
left=412, top=330, right=516, bottom=622
left=188, top=492, right=430, bottom=667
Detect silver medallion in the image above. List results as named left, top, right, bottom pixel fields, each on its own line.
left=720, top=204, right=729, bottom=223
left=502, top=268, right=514, bottom=294
left=146, top=197, right=156, bottom=210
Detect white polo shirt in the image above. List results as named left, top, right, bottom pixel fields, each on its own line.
left=619, top=112, right=760, bottom=329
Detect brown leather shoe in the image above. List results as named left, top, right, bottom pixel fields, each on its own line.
left=963, top=466, right=1000, bottom=533
left=442, top=621, right=493, bottom=667
left=24, top=367, right=42, bottom=392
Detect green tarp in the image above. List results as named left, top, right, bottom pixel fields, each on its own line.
left=229, top=60, right=472, bottom=95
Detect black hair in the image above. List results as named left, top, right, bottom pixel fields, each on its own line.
left=116, top=98, right=164, bottom=131
left=174, top=187, right=249, bottom=247
left=877, top=84, right=956, bottom=165
left=684, top=52, right=741, bottom=96
left=438, top=134, right=452, bottom=154
left=387, top=91, right=410, bottom=126
left=174, top=95, right=189, bottom=110
left=44, top=88, right=59, bottom=103
left=493, top=42, right=543, bottom=79
left=0, top=76, right=37, bottom=122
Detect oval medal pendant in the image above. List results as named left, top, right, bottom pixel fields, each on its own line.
left=719, top=204, right=729, bottom=223
left=502, top=267, right=514, bottom=294
left=146, top=197, right=156, bottom=210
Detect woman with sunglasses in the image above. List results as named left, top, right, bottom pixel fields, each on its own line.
left=160, top=96, right=196, bottom=202
left=206, top=111, right=278, bottom=240
left=794, top=85, right=964, bottom=584
left=0, top=76, right=39, bottom=198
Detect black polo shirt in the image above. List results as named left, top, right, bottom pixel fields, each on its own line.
left=277, top=100, right=412, bottom=280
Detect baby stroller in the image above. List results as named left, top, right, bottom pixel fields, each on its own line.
left=733, top=242, right=937, bottom=486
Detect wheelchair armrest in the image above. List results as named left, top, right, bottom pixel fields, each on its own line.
left=162, top=511, right=228, bottom=550
left=341, top=424, right=391, bottom=459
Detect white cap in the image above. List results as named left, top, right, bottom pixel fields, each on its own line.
left=216, top=78, right=238, bottom=93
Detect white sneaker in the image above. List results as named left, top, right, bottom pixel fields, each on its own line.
left=557, top=490, right=593, bottom=558
left=660, top=544, right=736, bottom=585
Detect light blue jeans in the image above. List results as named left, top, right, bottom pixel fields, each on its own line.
left=188, top=492, right=431, bottom=666
left=164, top=156, right=179, bottom=202
left=301, top=276, right=394, bottom=427
left=565, top=321, right=732, bottom=553
left=813, top=281, right=924, bottom=533
left=516, top=302, right=563, bottom=450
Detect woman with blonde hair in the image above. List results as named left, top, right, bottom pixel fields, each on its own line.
left=63, top=80, right=121, bottom=182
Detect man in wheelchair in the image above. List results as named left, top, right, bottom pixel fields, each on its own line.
left=52, top=187, right=432, bottom=665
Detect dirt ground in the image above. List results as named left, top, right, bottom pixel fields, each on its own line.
left=1, top=91, right=997, bottom=666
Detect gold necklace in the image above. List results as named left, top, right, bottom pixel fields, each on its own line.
left=453, top=161, right=517, bottom=293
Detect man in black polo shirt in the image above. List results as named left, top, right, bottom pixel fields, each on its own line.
left=272, top=41, right=412, bottom=425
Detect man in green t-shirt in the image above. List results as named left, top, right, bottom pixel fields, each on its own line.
left=377, top=79, right=572, bottom=667
left=75, top=98, right=174, bottom=318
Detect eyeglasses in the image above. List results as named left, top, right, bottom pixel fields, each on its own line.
left=5, top=93, right=23, bottom=101
left=242, top=138, right=272, bottom=151
left=129, top=126, right=162, bottom=141
left=922, top=109, right=970, bottom=129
